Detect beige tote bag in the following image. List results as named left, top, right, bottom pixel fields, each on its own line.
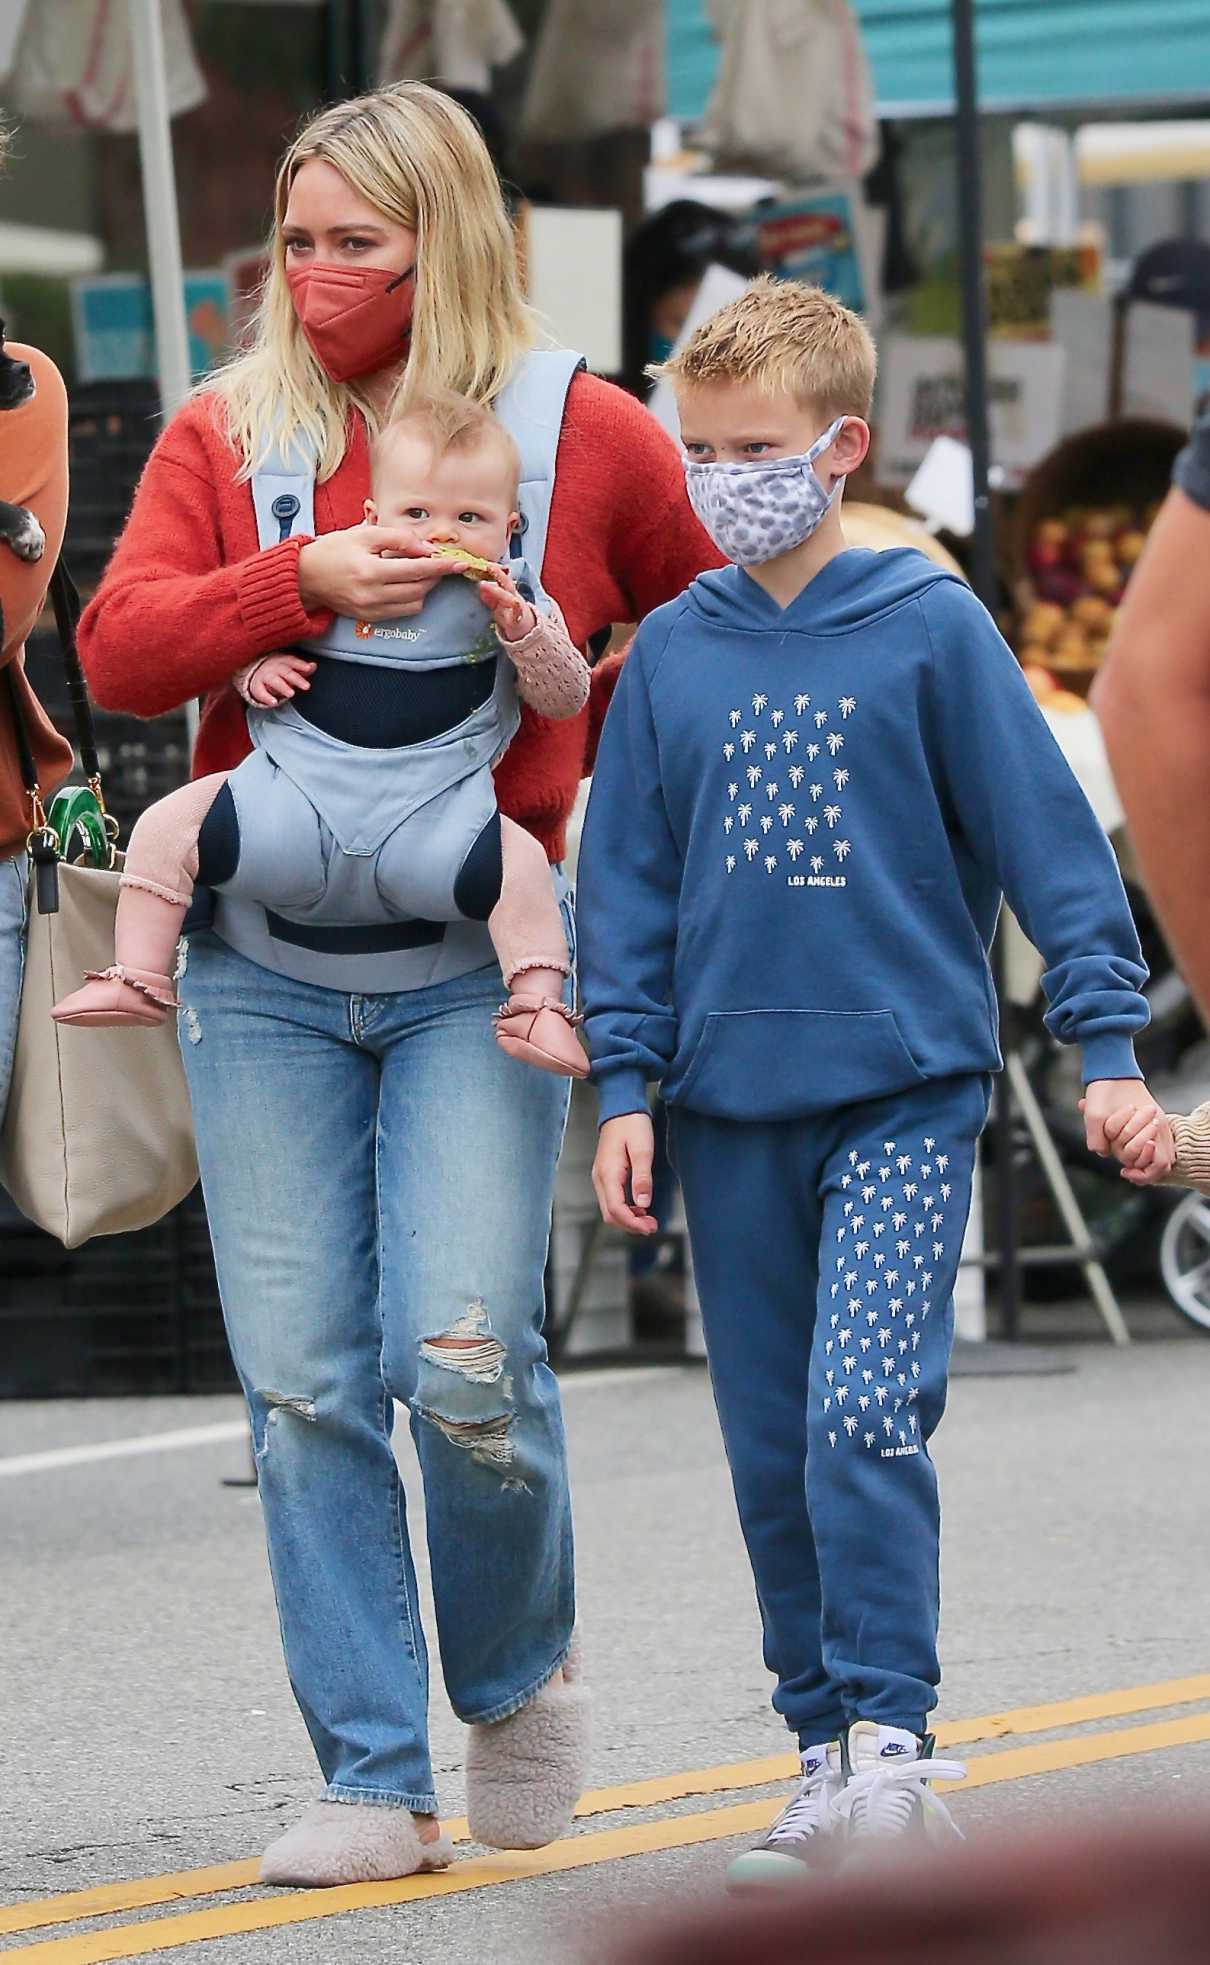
left=1, top=854, right=198, bottom=1247
left=0, top=567, right=197, bottom=1247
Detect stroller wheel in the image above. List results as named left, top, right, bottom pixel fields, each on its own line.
left=1160, top=1191, right=1210, bottom=1333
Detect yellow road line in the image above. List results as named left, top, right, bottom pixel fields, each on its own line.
left=6, top=1672, right=1210, bottom=1942
left=0, top=1868, right=265, bottom=1943
left=955, top=1709, right=1210, bottom=1789
left=934, top=1671, right=1210, bottom=1748
left=0, top=1807, right=776, bottom=1965
left=11, top=1709, right=1210, bottom=1965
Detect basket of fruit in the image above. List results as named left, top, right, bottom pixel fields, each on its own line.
left=1014, top=418, right=1186, bottom=697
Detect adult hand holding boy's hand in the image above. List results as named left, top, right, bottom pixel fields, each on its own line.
left=1080, top=1080, right=1164, bottom=1157
left=593, top=1113, right=659, bottom=1236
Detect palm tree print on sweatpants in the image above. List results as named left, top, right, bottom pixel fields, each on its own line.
left=818, top=1127, right=951, bottom=1454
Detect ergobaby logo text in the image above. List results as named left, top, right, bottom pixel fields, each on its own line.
left=355, top=621, right=421, bottom=642
left=722, top=692, right=856, bottom=887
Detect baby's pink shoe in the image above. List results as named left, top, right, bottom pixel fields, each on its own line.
left=494, top=995, right=589, bottom=1078
left=53, top=965, right=178, bottom=1029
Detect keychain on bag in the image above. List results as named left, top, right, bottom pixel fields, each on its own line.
left=4, top=563, right=118, bottom=913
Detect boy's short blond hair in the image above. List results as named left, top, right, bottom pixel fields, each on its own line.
left=372, top=387, right=521, bottom=489
left=651, top=275, right=877, bottom=421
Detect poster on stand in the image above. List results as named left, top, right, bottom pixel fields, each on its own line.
left=753, top=186, right=875, bottom=318
left=878, top=335, right=1066, bottom=489
left=71, top=272, right=231, bottom=385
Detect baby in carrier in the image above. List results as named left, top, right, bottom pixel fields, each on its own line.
left=54, top=391, right=590, bottom=1077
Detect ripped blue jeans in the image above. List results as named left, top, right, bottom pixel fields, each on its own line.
left=177, top=924, right=576, bottom=1813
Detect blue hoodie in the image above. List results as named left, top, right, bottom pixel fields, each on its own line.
left=578, top=549, right=1148, bottom=1127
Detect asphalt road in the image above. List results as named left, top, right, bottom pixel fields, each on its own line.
left=2, top=1314, right=1209, bottom=1962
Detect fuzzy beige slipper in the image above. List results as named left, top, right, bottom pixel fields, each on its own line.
left=260, top=1800, right=454, bottom=1888
left=465, top=1635, right=592, bottom=1850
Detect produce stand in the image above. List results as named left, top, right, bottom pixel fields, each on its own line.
left=1013, top=421, right=1186, bottom=708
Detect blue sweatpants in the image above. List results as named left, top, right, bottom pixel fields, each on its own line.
left=671, top=1074, right=990, bottom=1746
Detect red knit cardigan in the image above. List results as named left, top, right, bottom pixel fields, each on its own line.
left=77, top=372, right=722, bottom=863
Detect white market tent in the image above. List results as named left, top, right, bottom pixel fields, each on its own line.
left=125, top=0, right=192, bottom=417
left=1, top=0, right=210, bottom=416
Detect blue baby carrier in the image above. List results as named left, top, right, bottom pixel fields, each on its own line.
left=206, top=349, right=584, bottom=993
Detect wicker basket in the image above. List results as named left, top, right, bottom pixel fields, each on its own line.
left=843, top=502, right=967, bottom=580
left=1013, top=419, right=1185, bottom=566
left=1012, top=418, right=1186, bottom=695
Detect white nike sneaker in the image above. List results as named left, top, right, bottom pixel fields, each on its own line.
left=834, top=1722, right=965, bottom=1850
left=726, top=1741, right=846, bottom=1892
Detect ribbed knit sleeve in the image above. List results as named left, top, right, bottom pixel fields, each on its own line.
left=502, top=600, right=589, bottom=720
left=1166, top=1101, right=1210, bottom=1194
left=237, top=537, right=320, bottom=647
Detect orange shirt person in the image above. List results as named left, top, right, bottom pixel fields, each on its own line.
left=0, top=336, right=73, bottom=1121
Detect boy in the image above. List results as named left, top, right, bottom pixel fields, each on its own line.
left=576, top=279, right=1161, bottom=1885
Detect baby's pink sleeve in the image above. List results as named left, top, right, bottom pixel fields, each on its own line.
left=499, top=600, right=590, bottom=721
left=232, top=657, right=265, bottom=705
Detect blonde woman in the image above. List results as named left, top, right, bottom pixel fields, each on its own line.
left=78, top=84, right=719, bottom=1888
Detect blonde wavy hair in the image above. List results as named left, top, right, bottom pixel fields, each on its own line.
left=209, top=84, right=536, bottom=481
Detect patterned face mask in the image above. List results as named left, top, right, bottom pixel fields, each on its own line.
left=684, top=417, right=848, bottom=566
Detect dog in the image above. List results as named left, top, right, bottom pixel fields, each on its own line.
left=0, top=322, right=45, bottom=564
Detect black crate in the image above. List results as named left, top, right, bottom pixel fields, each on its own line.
left=0, top=1187, right=235, bottom=1398
left=64, top=380, right=161, bottom=591
left=0, top=378, right=239, bottom=1399
left=24, top=629, right=191, bottom=839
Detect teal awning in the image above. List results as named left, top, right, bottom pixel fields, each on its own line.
left=667, top=0, right=1210, bottom=122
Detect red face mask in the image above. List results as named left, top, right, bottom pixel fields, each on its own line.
left=286, top=260, right=416, bottom=384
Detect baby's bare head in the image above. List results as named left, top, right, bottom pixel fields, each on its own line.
left=368, top=392, right=521, bottom=560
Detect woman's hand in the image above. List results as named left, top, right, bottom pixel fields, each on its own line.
left=297, top=524, right=459, bottom=622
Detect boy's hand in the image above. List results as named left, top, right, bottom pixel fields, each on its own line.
left=246, top=653, right=316, bottom=707
left=1079, top=1080, right=1165, bottom=1156
left=593, top=1112, right=658, bottom=1236
left=479, top=564, right=538, bottom=642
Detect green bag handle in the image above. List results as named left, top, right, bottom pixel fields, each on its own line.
left=45, top=783, right=114, bottom=871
